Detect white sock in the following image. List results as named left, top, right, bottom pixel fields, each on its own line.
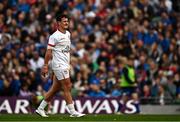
left=67, top=103, right=76, bottom=114
left=38, top=100, right=48, bottom=110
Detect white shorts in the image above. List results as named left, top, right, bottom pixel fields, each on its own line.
left=53, top=69, right=70, bottom=80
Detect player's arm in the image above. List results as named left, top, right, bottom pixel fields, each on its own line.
left=44, top=48, right=52, bottom=66
left=41, top=47, right=52, bottom=77
left=42, top=35, right=55, bottom=77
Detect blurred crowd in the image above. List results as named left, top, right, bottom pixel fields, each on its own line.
left=0, top=0, right=180, bottom=105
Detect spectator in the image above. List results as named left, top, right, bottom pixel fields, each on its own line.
left=19, top=83, right=32, bottom=97
left=29, top=51, right=44, bottom=71
left=119, top=56, right=137, bottom=96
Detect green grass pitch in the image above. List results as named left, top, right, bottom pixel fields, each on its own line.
left=0, top=114, right=180, bottom=122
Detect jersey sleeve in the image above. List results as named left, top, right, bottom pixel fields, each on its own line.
left=48, top=35, right=55, bottom=47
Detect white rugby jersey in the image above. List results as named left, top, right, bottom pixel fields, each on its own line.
left=48, top=30, right=71, bottom=70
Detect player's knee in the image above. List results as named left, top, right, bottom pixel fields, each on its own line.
left=62, top=81, right=72, bottom=91
left=67, top=82, right=72, bottom=89
left=66, top=81, right=72, bottom=90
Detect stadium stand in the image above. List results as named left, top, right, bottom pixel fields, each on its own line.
left=0, top=0, right=179, bottom=105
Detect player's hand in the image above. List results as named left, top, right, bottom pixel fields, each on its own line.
left=41, top=65, right=48, bottom=78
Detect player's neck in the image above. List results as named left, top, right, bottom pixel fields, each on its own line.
left=58, top=28, right=66, bottom=34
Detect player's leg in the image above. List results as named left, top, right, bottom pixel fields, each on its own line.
left=44, top=75, right=60, bottom=101
left=55, top=69, right=85, bottom=117
left=59, top=78, right=73, bottom=104
left=36, top=75, right=60, bottom=117
left=59, top=78, right=85, bottom=117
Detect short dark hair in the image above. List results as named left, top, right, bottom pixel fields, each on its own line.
left=56, top=14, right=69, bottom=22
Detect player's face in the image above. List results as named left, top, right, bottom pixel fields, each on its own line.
left=59, top=17, right=69, bottom=29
